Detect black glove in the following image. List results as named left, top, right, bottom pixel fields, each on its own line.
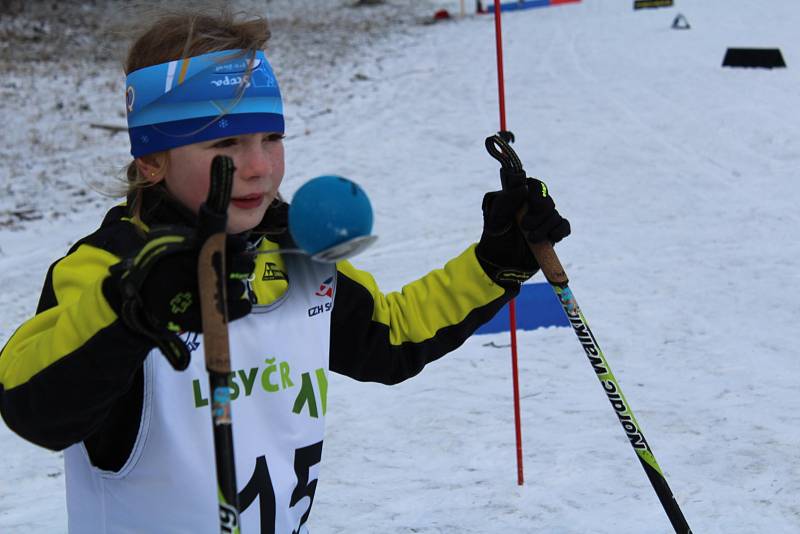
left=475, top=178, right=570, bottom=286
left=518, top=178, right=571, bottom=244
left=103, top=225, right=254, bottom=369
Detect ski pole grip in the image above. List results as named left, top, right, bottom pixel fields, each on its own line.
left=198, top=156, right=235, bottom=374
left=528, top=240, right=569, bottom=286
left=514, top=200, right=569, bottom=285
left=198, top=235, right=230, bottom=374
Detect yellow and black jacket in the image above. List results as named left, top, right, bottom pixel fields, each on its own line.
left=0, top=188, right=518, bottom=471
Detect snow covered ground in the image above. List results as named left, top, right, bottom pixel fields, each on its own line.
left=2, top=0, right=799, bottom=532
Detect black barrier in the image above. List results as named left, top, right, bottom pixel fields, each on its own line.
left=634, top=0, right=673, bottom=9
left=672, top=14, right=690, bottom=30
left=722, top=48, right=786, bottom=69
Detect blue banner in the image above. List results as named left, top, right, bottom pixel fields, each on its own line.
left=476, top=282, right=568, bottom=335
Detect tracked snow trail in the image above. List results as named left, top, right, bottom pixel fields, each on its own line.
left=316, top=2, right=800, bottom=532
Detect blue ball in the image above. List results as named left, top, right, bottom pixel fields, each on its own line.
left=289, top=175, right=373, bottom=256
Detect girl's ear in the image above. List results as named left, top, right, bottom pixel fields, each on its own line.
left=135, top=152, right=169, bottom=184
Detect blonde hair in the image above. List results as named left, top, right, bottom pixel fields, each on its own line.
left=123, top=7, right=271, bottom=212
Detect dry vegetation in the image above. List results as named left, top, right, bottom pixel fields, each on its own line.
left=0, top=0, right=436, bottom=228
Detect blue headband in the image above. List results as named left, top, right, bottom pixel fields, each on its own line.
left=125, top=49, right=284, bottom=158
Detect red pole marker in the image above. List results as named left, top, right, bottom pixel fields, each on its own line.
left=493, top=0, right=524, bottom=486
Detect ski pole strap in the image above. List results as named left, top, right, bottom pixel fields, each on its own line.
left=485, top=134, right=524, bottom=176
left=202, top=156, right=235, bottom=221
left=485, top=133, right=528, bottom=191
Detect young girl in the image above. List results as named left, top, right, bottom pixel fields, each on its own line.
left=0, top=8, right=569, bottom=533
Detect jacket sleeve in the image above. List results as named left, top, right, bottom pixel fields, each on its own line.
left=0, top=226, right=151, bottom=452
left=329, top=244, right=518, bottom=384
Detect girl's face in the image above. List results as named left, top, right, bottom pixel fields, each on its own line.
left=162, top=132, right=285, bottom=234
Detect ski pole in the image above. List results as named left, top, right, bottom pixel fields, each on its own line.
left=484, top=134, right=692, bottom=534
left=198, top=155, right=241, bottom=534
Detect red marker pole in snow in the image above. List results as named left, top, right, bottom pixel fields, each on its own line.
left=493, top=1, right=508, bottom=134
left=493, top=0, right=525, bottom=487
